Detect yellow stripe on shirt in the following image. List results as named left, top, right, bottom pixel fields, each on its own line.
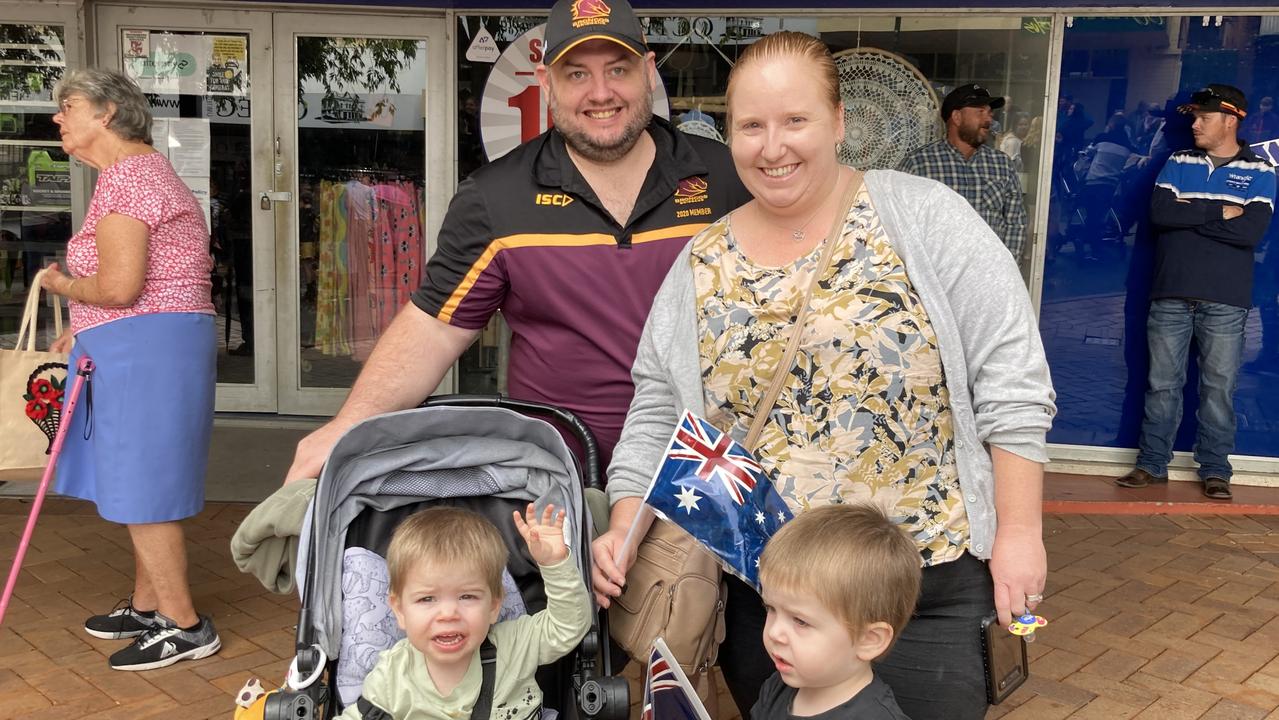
left=435, top=224, right=710, bottom=324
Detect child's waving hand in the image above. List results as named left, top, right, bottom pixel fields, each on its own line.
left=513, top=503, right=568, bottom=566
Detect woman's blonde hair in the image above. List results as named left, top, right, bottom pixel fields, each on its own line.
left=726, top=31, right=841, bottom=119
left=759, top=504, right=921, bottom=643
left=386, top=507, right=508, bottom=597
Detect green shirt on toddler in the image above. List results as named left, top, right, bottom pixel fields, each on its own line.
left=336, top=556, right=590, bottom=720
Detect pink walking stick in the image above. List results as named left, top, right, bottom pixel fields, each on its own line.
left=0, top=355, right=94, bottom=626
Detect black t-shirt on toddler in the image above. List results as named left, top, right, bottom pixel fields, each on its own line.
left=750, top=672, right=913, bottom=720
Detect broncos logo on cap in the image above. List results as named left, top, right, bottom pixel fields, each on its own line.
left=571, top=0, right=611, bottom=28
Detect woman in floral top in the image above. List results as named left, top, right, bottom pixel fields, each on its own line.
left=39, top=68, right=219, bottom=672
left=592, top=33, right=1056, bottom=720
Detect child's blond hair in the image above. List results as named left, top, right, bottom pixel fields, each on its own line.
left=386, top=507, right=508, bottom=597
left=759, top=504, right=921, bottom=648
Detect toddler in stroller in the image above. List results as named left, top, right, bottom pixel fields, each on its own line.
left=264, top=398, right=629, bottom=720
left=338, top=503, right=588, bottom=720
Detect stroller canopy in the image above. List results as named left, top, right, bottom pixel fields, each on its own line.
left=299, top=405, right=586, bottom=657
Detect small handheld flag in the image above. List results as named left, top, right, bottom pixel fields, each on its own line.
left=638, top=410, right=793, bottom=589
left=641, top=638, right=712, bottom=720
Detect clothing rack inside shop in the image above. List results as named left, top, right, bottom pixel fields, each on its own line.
left=299, top=166, right=423, bottom=181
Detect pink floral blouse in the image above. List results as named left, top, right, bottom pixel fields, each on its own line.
left=65, top=152, right=213, bottom=333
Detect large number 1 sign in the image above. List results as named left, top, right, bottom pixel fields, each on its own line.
left=479, top=23, right=670, bottom=162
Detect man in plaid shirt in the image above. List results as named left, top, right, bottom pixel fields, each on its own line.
left=900, top=84, right=1028, bottom=259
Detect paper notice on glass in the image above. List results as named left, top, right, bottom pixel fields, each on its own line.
left=123, top=30, right=149, bottom=60
left=208, top=36, right=248, bottom=96
left=124, top=33, right=208, bottom=95
left=152, top=119, right=170, bottom=160
left=184, top=176, right=212, bottom=232
left=165, top=119, right=211, bottom=178
left=151, top=119, right=211, bottom=229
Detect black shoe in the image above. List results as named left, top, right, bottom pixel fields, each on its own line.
left=109, top=613, right=221, bottom=671
left=84, top=598, right=157, bottom=640
left=1202, top=476, right=1233, bottom=500
left=1114, top=468, right=1167, bottom=488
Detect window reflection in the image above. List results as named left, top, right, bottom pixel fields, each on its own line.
left=1043, top=15, right=1279, bottom=460
left=120, top=30, right=255, bottom=384
left=0, top=24, right=67, bottom=346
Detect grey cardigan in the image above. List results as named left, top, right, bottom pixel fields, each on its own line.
left=605, top=169, right=1056, bottom=560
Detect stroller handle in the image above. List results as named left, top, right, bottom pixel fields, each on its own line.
left=420, top=394, right=603, bottom=490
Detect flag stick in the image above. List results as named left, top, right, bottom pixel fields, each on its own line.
left=616, top=503, right=652, bottom=571
left=616, top=411, right=691, bottom=567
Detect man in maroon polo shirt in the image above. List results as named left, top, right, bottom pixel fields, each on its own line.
left=285, top=0, right=748, bottom=483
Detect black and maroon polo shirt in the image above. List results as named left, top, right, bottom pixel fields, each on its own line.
left=412, top=117, right=750, bottom=469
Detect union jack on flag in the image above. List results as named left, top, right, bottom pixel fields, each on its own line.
left=640, top=638, right=710, bottom=720
left=669, top=413, right=763, bottom=505
left=642, top=410, right=794, bottom=589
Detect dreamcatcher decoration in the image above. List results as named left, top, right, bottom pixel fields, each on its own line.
left=833, top=47, right=942, bottom=170
left=654, top=18, right=735, bottom=145
left=675, top=118, right=724, bottom=143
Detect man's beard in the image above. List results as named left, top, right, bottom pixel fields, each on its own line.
left=549, top=87, right=654, bottom=163
left=959, top=123, right=987, bottom=148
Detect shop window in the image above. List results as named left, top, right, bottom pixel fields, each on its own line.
left=453, top=14, right=1053, bottom=395
left=1042, top=15, right=1279, bottom=459
left=292, top=36, right=429, bottom=389
left=0, top=23, right=67, bottom=343
left=119, top=29, right=257, bottom=384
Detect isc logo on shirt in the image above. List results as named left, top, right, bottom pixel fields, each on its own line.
left=535, top=193, right=575, bottom=207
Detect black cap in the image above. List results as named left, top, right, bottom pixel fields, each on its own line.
left=1177, top=84, right=1248, bottom=119
left=543, top=0, right=648, bottom=66
left=940, top=83, right=1006, bottom=121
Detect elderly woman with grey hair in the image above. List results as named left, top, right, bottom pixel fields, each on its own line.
left=38, top=68, right=219, bottom=671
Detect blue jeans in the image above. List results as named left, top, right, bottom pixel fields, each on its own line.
left=1136, top=298, right=1248, bottom=481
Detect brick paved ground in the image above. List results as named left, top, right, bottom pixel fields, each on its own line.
left=3, top=500, right=1279, bottom=719
left=0, top=500, right=293, bottom=720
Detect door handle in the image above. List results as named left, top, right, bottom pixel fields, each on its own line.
left=259, top=191, right=293, bottom=209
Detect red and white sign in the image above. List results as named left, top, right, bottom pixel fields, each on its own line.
left=479, top=23, right=669, bottom=162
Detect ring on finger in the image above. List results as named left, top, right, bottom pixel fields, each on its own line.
left=1027, top=593, right=1044, bottom=603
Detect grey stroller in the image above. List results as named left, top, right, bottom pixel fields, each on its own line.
left=267, top=396, right=629, bottom=720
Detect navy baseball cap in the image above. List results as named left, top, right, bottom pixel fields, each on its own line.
left=941, top=83, right=1006, bottom=120
left=1178, top=84, right=1248, bottom=119
left=543, top=0, right=649, bottom=66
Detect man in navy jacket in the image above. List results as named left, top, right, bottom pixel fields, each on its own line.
left=1116, top=85, right=1276, bottom=499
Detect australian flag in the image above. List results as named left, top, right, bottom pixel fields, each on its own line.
left=641, top=638, right=711, bottom=720
left=643, top=410, right=794, bottom=589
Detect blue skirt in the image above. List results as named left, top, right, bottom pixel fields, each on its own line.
left=55, top=313, right=215, bottom=524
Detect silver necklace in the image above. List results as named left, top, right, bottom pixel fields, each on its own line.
left=783, top=172, right=844, bottom=242
left=787, top=201, right=826, bottom=242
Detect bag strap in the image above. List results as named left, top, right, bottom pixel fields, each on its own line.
left=353, top=638, right=497, bottom=720
left=469, top=637, right=498, bottom=720
left=743, top=169, right=863, bottom=450
left=356, top=696, right=395, bottom=720
left=14, top=268, right=64, bottom=352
